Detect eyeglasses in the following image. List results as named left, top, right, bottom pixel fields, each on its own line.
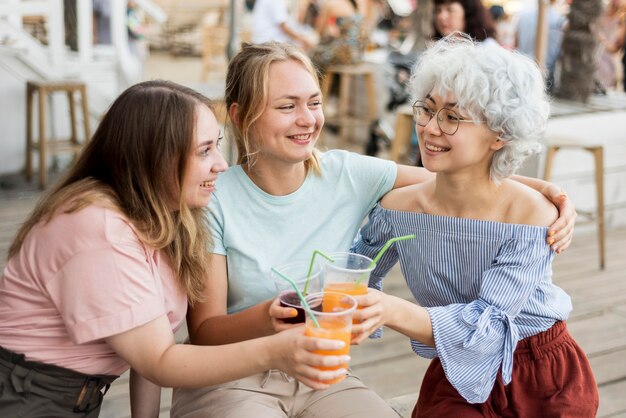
left=412, top=101, right=486, bottom=135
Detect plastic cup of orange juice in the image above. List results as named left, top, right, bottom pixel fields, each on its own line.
left=304, top=291, right=357, bottom=384
left=322, top=253, right=375, bottom=320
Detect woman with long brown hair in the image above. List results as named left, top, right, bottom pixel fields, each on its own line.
left=0, top=80, right=352, bottom=417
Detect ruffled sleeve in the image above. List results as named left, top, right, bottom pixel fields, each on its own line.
left=428, top=237, right=553, bottom=403
left=351, top=203, right=399, bottom=293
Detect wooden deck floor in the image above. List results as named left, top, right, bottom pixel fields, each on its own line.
left=1, top=180, right=625, bottom=417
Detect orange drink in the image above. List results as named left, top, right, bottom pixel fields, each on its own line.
left=304, top=292, right=357, bottom=384
left=323, top=281, right=368, bottom=298
left=323, top=282, right=368, bottom=323
left=323, top=253, right=375, bottom=321
left=305, top=320, right=351, bottom=384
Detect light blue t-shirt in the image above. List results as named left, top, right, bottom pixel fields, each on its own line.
left=207, top=150, right=396, bottom=313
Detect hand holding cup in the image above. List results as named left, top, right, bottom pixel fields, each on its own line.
left=271, top=326, right=351, bottom=390
left=269, top=297, right=301, bottom=332
left=350, top=288, right=388, bottom=345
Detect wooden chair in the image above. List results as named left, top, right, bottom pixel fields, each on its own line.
left=25, top=80, right=90, bottom=189
left=321, top=63, right=378, bottom=148
left=543, top=139, right=605, bottom=269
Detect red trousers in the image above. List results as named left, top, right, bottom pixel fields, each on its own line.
left=414, top=321, right=599, bottom=418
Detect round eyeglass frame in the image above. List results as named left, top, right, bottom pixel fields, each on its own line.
left=411, top=100, right=486, bottom=135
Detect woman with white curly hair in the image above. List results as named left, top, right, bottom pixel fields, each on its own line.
left=352, top=34, right=599, bottom=417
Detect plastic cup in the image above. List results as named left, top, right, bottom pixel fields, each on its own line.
left=272, top=259, right=323, bottom=324
left=304, top=291, right=357, bottom=384
left=322, top=253, right=375, bottom=320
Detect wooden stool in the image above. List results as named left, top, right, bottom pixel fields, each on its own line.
left=543, top=141, right=605, bottom=269
left=321, top=63, right=378, bottom=147
left=26, top=80, right=90, bottom=189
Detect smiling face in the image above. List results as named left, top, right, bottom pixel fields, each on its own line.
left=434, top=1, right=466, bottom=36
left=251, top=60, right=324, bottom=168
left=417, top=92, right=501, bottom=176
left=180, top=104, right=228, bottom=209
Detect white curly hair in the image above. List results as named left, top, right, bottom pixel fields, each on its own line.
left=410, top=34, right=550, bottom=182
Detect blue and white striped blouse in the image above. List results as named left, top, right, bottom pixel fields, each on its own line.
left=353, top=203, right=573, bottom=404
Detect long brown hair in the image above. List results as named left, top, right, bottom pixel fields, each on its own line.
left=9, top=80, right=213, bottom=304
left=225, top=41, right=321, bottom=174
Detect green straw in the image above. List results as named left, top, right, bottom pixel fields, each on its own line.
left=303, top=250, right=334, bottom=294
left=356, top=234, right=416, bottom=284
left=271, top=267, right=320, bottom=328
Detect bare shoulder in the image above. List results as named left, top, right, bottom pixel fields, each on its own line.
left=503, top=180, right=558, bottom=227
left=380, top=182, right=430, bottom=213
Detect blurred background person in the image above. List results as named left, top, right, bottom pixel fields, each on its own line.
left=490, top=4, right=516, bottom=50
left=127, top=0, right=148, bottom=70
left=251, top=0, right=314, bottom=50
left=93, top=0, right=111, bottom=45
left=298, top=0, right=322, bottom=29
left=596, top=0, right=626, bottom=93
left=311, top=0, right=366, bottom=73
left=516, top=0, right=566, bottom=94
left=432, top=0, right=497, bottom=44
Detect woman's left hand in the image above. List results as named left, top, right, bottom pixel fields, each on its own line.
left=268, top=297, right=301, bottom=333
left=547, top=191, right=577, bottom=254
left=350, top=289, right=388, bottom=345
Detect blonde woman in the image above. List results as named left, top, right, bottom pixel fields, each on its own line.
left=170, top=42, right=577, bottom=417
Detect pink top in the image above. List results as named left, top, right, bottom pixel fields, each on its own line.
left=0, top=204, right=187, bottom=376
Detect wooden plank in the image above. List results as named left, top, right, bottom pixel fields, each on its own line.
left=589, top=348, right=626, bottom=386
left=568, top=313, right=626, bottom=356
left=598, top=380, right=626, bottom=418
left=351, top=346, right=426, bottom=400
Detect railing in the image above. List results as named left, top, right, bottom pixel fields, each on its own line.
left=0, top=0, right=165, bottom=86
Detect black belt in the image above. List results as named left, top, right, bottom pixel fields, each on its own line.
left=0, top=345, right=117, bottom=412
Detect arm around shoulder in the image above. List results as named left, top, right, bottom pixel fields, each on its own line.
left=510, top=181, right=559, bottom=228
left=394, top=164, right=434, bottom=189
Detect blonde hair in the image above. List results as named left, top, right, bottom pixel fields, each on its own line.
left=225, top=41, right=321, bottom=174
left=9, top=80, right=215, bottom=305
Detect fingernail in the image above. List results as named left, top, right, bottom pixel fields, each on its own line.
left=332, top=341, right=345, bottom=349
left=557, top=247, right=562, bottom=254
left=290, top=309, right=298, bottom=317
left=548, top=238, right=555, bottom=245
left=553, top=245, right=558, bottom=253
left=548, top=230, right=555, bottom=237
left=341, top=356, right=351, bottom=363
